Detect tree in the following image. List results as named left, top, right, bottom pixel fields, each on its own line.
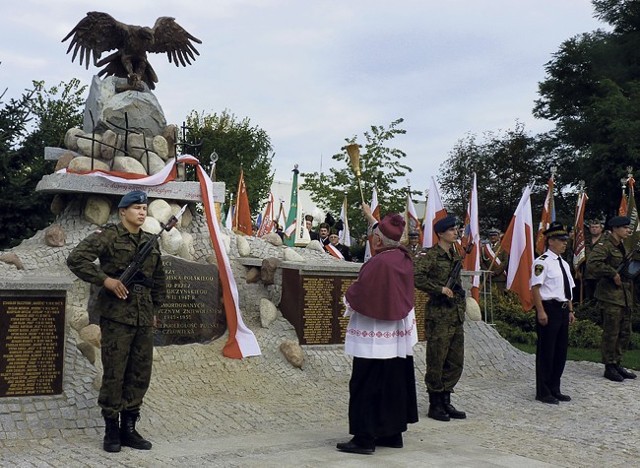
left=0, top=79, right=85, bottom=249
left=184, top=110, right=274, bottom=216
left=438, top=123, right=575, bottom=233
left=534, top=0, right=640, bottom=217
left=301, top=118, right=411, bottom=240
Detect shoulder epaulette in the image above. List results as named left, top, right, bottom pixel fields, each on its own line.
left=538, top=254, right=548, bottom=260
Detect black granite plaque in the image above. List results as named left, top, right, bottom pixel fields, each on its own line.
left=154, top=255, right=226, bottom=346
left=0, top=296, right=65, bottom=397
left=280, top=268, right=427, bottom=345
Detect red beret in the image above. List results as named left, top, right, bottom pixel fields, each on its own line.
left=378, top=214, right=405, bottom=241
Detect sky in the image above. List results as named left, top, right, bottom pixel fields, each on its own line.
left=1, top=0, right=607, bottom=196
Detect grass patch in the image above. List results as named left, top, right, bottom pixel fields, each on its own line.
left=510, top=343, right=640, bottom=371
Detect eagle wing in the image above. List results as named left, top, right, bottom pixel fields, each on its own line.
left=150, top=17, right=202, bottom=67
left=62, top=12, right=127, bottom=69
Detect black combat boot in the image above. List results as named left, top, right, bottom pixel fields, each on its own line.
left=442, top=391, right=467, bottom=419
left=427, top=392, right=450, bottom=422
left=103, top=415, right=121, bottom=453
left=616, top=364, right=637, bottom=379
left=120, top=410, right=152, bottom=450
left=604, top=363, right=624, bottom=382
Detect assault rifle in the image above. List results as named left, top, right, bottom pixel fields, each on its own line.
left=118, top=204, right=187, bottom=288
left=445, top=240, right=474, bottom=298
left=617, top=238, right=640, bottom=280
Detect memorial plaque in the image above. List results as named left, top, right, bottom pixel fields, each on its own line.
left=154, top=255, right=226, bottom=346
left=280, top=267, right=427, bottom=345
left=0, top=296, right=65, bottom=397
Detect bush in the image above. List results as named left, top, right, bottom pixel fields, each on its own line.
left=494, top=320, right=536, bottom=345
left=568, top=319, right=602, bottom=348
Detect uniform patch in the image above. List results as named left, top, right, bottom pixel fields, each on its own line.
left=534, top=264, right=544, bottom=276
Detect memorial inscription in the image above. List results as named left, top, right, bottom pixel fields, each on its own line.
left=154, top=255, right=226, bottom=346
left=0, top=296, right=65, bottom=397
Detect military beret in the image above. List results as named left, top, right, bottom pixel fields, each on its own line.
left=408, top=231, right=420, bottom=239
left=488, top=228, right=500, bottom=236
left=608, top=216, right=631, bottom=228
left=378, top=213, right=405, bottom=241
left=543, top=221, right=568, bottom=239
left=434, top=215, right=458, bottom=234
left=118, top=190, right=148, bottom=208
left=588, top=218, right=604, bottom=227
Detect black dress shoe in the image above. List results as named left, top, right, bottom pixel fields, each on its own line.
left=375, top=434, right=403, bottom=448
left=552, top=392, right=571, bottom=402
left=535, top=395, right=559, bottom=405
left=604, top=364, right=624, bottom=382
left=336, top=440, right=375, bottom=455
left=616, top=365, right=637, bottom=379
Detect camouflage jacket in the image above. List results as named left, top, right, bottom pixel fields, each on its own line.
left=67, top=223, right=166, bottom=326
left=414, top=243, right=465, bottom=322
left=585, top=235, right=632, bottom=307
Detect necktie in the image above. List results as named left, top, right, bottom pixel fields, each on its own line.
left=558, top=257, right=571, bottom=301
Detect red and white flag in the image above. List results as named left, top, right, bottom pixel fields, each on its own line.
left=256, top=192, right=275, bottom=237
left=501, top=185, right=535, bottom=311
left=338, top=194, right=351, bottom=247
left=62, top=155, right=262, bottom=359
left=462, top=173, right=480, bottom=303
left=233, top=169, right=253, bottom=236
left=535, top=175, right=555, bottom=255
left=364, top=186, right=380, bottom=262
left=422, top=177, right=448, bottom=248
left=405, top=191, right=424, bottom=245
left=573, top=190, right=588, bottom=270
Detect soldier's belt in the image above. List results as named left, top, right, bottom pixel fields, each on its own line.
left=130, top=284, right=148, bottom=294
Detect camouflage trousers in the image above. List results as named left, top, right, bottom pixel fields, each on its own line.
left=599, top=302, right=632, bottom=365
left=425, top=318, right=464, bottom=392
left=99, top=317, right=153, bottom=419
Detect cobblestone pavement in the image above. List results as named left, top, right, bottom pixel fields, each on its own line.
left=1, top=321, right=639, bottom=467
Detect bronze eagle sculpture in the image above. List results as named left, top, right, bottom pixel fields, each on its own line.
left=62, top=12, right=202, bottom=90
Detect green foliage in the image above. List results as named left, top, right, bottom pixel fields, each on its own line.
left=568, top=319, right=603, bottom=348
left=437, top=122, right=573, bottom=232
left=533, top=3, right=640, bottom=217
left=301, top=118, right=411, bottom=240
left=0, top=79, right=85, bottom=249
left=185, top=110, right=274, bottom=215
left=486, top=289, right=537, bottom=344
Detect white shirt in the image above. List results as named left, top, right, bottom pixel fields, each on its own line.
left=530, top=249, right=576, bottom=301
left=343, top=299, right=417, bottom=359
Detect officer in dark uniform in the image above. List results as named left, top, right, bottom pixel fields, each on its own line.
left=414, top=215, right=466, bottom=422
left=586, top=215, right=637, bottom=382
left=530, top=221, right=576, bottom=404
left=67, top=190, right=166, bottom=452
left=406, top=231, right=421, bottom=257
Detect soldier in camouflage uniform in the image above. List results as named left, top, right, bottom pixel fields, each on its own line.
left=67, top=190, right=166, bottom=453
left=414, top=215, right=466, bottom=422
left=585, top=215, right=637, bottom=382
left=580, top=218, right=606, bottom=301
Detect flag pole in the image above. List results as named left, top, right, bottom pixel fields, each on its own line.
left=344, top=143, right=365, bottom=204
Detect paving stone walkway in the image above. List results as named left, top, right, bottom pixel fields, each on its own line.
left=1, top=320, right=638, bottom=467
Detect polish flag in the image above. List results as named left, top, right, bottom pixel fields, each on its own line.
left=422, top=176, right=447, bottom=248
left=256, top=192, right=275, bottom=237
left=462, top=173, right=480, bottom=302
left=406, top=191, right=423, bottom=245
left=364, top=186, right=380, bottom=262
left=62, top=155, right=261, bottom=359
left=501, top=185, right=535, bottom=311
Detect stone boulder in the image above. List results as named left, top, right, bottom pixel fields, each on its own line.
left=280, top=340, right=304, bottom=369
left=44, top=224, right=66, bottom=247
left=260, top=298, right=279, bottom=328
left=77, top=132, right=102, bottom=157
left=0, top=252, right=24, bottom=270
left=84, top=196, right=111, bottom=225
left=237, top=236, right=251, bottom=257
left=83, top=76, right=167, bottom=137
left=79, top=324, right=101, bottom=347
left=261, top=257, right=281, bottom=284
left=111, top=156, right=147, bottom=175
left=283, top=248, right=305, bottom=262
left=264, top=232, right=283, bottom=246
left=64, top=127, right=83, bottom=151
left=68, top=156, right=110, bottom=172
left=148, top=199, right=172, bottom=224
